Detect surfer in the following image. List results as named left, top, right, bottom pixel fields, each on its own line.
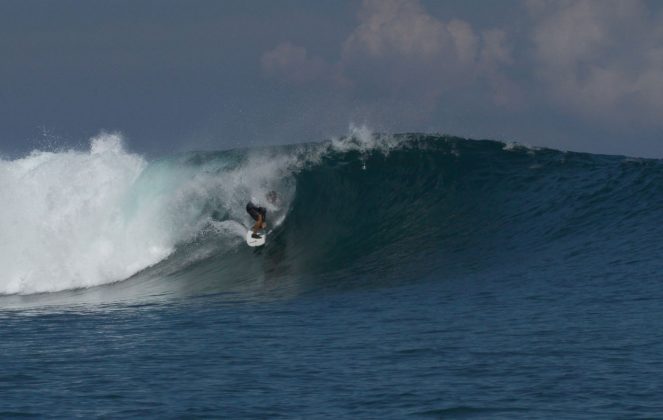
left=246, top=191, right=278, bottom=239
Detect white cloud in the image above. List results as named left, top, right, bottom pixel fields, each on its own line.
left=343, top=0, right=456, bottom=59
left=530, top=0, right=663, bottom=122
left=447, top=19, right=479, bottom=66
left=261, top=0, right=517, bottom=117
left=261, top=42, right=331, bottom=84
left=258, top=0, right=663, bottom=155
left=338, top=0, right=516, bottom=111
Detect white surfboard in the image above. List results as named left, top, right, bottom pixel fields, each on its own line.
left=246, top=230, right=266, bottom=247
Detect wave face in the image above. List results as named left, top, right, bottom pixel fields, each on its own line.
left=1, top=131, right=662, bottom=296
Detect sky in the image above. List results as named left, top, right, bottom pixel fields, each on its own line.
left=1, top=0, right=662, bottom=158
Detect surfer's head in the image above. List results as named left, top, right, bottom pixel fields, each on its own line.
left=266, top=190, right=278, bottom=205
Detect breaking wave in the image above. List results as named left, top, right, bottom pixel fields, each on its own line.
left=1, top=129, right=662, bottom=297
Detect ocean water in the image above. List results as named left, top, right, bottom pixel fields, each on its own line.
left=2, top=131, right=663, bottom=417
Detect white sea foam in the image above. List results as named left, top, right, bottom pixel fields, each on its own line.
left=502, top=141, right=540, bottom=155
left=0, top=133, right=156, bottom=294
left=290, top=124, right=401, bottom=169
left=329, top=123, right=400, bottom=154
left=0, top=133, right=294, bottom=294
left=0, top=126, right=401, bottom=295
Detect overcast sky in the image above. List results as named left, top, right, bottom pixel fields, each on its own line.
left=1, top=0, right=662, bottom=158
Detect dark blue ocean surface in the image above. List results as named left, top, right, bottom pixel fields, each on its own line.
left=2, top=134, right=663, bottom=417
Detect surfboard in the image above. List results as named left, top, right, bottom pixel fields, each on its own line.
left=246, top=230, right=266, bottom=247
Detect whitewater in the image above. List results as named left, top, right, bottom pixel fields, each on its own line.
left=0, top=128, right=387, bottom=295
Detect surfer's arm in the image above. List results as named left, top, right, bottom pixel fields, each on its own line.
left=259, top=208, right=267, bottom=228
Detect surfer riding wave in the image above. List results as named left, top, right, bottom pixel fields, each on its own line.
left=246, top=191, right=278, bottom=239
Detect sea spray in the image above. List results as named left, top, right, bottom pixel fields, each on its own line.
left=0, top=133, right=304, bottom=294
left=0, top=134, right=166, bottom=294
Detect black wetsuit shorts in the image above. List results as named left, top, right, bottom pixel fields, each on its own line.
left=246, top=202, right=266, bottom=222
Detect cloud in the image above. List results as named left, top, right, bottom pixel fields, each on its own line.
left=258, top=0, right=663, bottom=155
left=343, top=0, right=458, bottom=60
left=261, top=42, right=331, bottom=84
left=339, top=1, right=459, bottom=111
left=339, top=0, right=513, bottom=101
left=261, top=0, right=518, bottom=122
left=530, top=0, right=663, bottom=123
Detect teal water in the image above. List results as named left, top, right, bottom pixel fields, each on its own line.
left=1, top=134, right=663, bottom=417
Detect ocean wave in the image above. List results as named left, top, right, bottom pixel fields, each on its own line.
left=1, top=131, right=662, bottom=296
